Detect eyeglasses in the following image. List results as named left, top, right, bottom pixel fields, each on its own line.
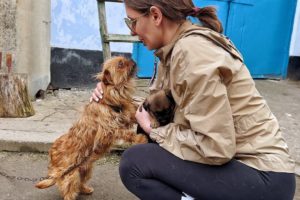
left=124, top=12, right=148, bottom=33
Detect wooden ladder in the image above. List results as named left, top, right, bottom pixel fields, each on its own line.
left=96, top=0, right=139, bottom=61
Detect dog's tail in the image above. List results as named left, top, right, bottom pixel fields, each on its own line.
left=35, top=177, right=56, bottom=189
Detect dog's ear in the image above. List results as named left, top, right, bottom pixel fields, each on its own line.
left=102, top=70, right=113, bottom=85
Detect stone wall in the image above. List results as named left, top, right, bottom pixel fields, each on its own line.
left=0, top=0, right=17, bottom=73
left=0, top=0, right=51, bottom=99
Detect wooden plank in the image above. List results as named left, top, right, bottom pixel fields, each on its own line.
left=96, top=0, right=141, bottom=61
left=104, top=34, right=140, bottom=43
left=97, top=0, right=111, bottom=61
left=97, top=0, right=123, bottom=3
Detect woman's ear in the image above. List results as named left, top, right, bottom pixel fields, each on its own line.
left=149, top=6, right=162, bottom=26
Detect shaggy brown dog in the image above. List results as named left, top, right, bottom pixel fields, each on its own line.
left=141, top=89, right=175, bottom=129
left=35, top=56, right=147, bottom=200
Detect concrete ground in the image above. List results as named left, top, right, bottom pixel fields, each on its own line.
left=0, top=151, right=137, bottom=200
left=0, top=79, right=299, bottom=199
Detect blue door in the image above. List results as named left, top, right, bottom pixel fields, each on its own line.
left=132, top=44, right=155, bottom=78
left=225, top=0, right=297, bottom=78
left=132, top=0, right=297, bottom=79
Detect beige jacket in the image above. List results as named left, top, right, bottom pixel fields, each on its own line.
left=149, top=21, right=295, bottom=173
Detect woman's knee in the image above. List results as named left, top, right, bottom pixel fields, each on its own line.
left=119, top=145, right=145, bottom=176
left=119, top=144, right=148, bottom=187
left=119, top=143, right=158, bottom=181
left=119, top=146, right=135, bottom=180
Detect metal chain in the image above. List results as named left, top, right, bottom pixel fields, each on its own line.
left=0, top=171, right=47, bottom=183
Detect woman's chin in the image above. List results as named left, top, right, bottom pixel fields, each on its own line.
left=145, top=44, right=154, bottom=50
left=141, top=41, right=146, bottom=47
left=141, top=41, right=155, bottom=50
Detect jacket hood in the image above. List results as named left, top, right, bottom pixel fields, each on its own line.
left=155, top=21, right=243, bottom=64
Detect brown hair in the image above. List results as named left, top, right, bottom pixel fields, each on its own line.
left=124, top=0, right=223, bottom=33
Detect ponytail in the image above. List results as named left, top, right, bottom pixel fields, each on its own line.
left=189, top=6, right=223, bottom=33
left=124, top=0, right=223, bottom=33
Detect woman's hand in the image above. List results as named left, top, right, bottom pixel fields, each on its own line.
left=90, top=82, right=104, bottom=102
left=135, top=105, right=152, bottom=134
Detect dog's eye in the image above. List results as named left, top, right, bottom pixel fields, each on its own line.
left=118, top=61, right=124, bottom=68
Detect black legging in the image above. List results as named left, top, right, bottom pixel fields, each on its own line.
left=119, top=143, right=296, bottom=200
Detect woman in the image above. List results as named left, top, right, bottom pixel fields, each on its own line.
left=91, top=1, right=296, bottom=199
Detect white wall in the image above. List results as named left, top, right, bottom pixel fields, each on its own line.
left=290, top=0, right=300, bottom=56
left=51, top=0, right=132, bottom=52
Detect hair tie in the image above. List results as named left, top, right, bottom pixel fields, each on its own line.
left=188, top=7, right=201, bottom=17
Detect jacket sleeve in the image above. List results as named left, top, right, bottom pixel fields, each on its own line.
left=150, top=36, right=236, bottom=165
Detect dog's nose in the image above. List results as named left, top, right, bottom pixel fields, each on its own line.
left=129, top=59, right=136, bottom=67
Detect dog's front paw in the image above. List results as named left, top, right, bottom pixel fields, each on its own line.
left=80, top=185, right=94, bottom=195
left=133, top=134, right=148, bottom=144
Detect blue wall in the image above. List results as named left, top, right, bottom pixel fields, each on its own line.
left=133, top=0, right=297, bottom=79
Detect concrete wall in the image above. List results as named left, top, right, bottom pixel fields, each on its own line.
left=16, top=0, right=51, bottom=98
left=0, top=0, right=51, bottom=99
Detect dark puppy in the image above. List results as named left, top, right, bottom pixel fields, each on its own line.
left=139, top=89, right=175, bottom=131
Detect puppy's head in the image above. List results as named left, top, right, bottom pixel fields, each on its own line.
left=97, top=56, right=137, bottom=86
left=143, top=89, right=175, bottom=126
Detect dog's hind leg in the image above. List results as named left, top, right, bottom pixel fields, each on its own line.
left=79, top=163, right=94, bottom=195
left=56, top=170, right=81, bottom=200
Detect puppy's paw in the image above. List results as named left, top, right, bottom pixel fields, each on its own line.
left=80, top=185, right=94, bottom=195
left=150, top=120, right=160, bottom=129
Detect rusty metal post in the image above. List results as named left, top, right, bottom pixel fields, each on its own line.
left=0, top=52, right=2, bottom=70
left=6, top=53, right=12, bottom=73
